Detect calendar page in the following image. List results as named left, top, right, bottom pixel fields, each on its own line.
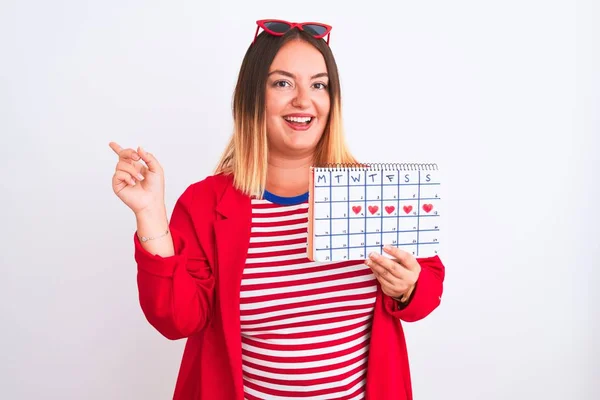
left=307, top=164, right=441, bottom=262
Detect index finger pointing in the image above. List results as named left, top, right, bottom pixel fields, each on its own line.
left=109, top=142, right=140, bottom=161
left=108, top=142, right=123, bottom=155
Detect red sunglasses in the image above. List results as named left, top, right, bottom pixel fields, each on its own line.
left=253, top=19, right=332, bottom=45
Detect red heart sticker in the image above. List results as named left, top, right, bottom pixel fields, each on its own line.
left=352, top=205, right=362, bottom=214
left=403, top=205, right=413, bottom=214
left=368, top=205, right=379, bottom=215
left=423, top=204, right=433, bottom=213
left=385, top=205, right=395, bottom=214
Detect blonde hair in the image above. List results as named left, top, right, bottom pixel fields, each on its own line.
left=214, top=29, right=357, bottom=198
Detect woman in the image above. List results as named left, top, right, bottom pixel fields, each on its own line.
left=110, top=19, right=445, bottom=400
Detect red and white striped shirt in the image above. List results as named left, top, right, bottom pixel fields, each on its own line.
left=240, top=191, right=377, bottom=400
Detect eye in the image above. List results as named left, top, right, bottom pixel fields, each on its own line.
left=273, top=80, right=291, bottom=88
left=313, top=82, right=328, bottom=90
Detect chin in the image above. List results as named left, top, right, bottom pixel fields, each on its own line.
left=285, top=132, right=324, bottom=152
left=268, top=120, right=326, bottom=156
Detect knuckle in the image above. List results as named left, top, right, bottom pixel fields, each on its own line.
left=116, top=162, right=132, bottom=173
left=120, top=149, right=135, bottom=159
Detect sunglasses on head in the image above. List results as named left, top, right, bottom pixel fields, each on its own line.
left=253, top=19, right=332, bottom=45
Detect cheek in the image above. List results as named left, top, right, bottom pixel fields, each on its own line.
left=265, top=99, right=277, bottom=119
left=316, top=96, right=331, bottom=119
left=265, top=90, right=290, bottom=118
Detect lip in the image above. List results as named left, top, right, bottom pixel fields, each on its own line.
left=282, top=115, right=315, bottom=131
left=283, top=113, right=315, bottom=118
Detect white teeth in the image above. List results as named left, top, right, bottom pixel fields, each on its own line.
left=284, top=116, right=312, bottom=123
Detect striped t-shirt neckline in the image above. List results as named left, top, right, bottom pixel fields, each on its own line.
left=262, top=190, right=309, bottom=205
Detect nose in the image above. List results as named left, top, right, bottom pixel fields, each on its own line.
left=292, top=86, right=311, bottom=109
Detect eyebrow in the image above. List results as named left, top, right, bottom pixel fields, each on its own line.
left=268, top=70, right=329, bottom=80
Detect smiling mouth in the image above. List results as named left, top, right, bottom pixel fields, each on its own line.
left=283, top=116, right=314, bottom=125
left=283, top=116, right=315, bottom=131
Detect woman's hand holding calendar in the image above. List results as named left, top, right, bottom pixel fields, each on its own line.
left=365, top=245, right=421, bottom=303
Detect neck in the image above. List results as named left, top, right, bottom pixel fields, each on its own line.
left=265, top=152, right=313, bottom=197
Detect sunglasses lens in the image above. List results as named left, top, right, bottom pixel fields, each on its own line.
left=264, top=21, right=291, bottom=33
left=303, top=24, right=328, bottom=36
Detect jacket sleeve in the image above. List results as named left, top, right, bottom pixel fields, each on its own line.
left=133, top=183, right=215, bottom=340
left=383, top=255, right=445, bottom=322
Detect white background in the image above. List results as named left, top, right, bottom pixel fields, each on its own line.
left=1, top=0, right=598, bottom=399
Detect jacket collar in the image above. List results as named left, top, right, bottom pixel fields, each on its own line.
left=214, top=174, right=250, bottom=220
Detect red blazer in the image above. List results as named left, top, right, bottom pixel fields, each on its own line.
left=133, top=173, right=445, bottom=399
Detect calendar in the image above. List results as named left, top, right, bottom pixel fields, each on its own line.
left=307, top=163, right=441, bottom=262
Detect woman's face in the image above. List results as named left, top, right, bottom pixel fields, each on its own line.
left=265, top=39, right=331, bottom=159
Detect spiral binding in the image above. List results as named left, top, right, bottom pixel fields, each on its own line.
left=312, top=162, right=438, bottom=172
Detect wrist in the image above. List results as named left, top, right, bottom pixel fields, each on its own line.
left=135, top=206, right=169, bottom=237
left=135, top=204, right=167, bottom=220
left=394, top=284, right=416, bottom=303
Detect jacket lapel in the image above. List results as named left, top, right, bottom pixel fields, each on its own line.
left=213, top=179, right=251, bottom=398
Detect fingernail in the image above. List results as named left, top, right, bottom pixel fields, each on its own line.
left=132, top=153, right=140, bottom=160
left=369, top=252, right=377, bottom=259
left=129, top=179, right=136, bottom=185
left=137, top=173, right=144, bottom=180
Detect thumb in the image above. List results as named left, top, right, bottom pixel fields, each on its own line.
left=383, top=245, right=420, bottom=272
left=137, top=146, right=162, bottom=173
